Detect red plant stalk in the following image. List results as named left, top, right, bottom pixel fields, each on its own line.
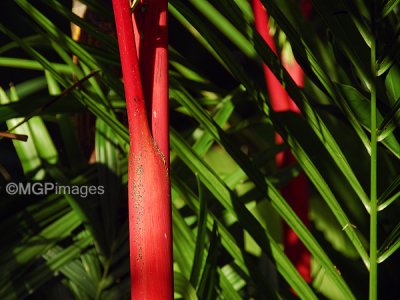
left=251, top=0, right=290, bottom=166
left=251, top=0, right=311, bottom=283
left=132, top=0, right=170, bottom=167
left=112, top=0, right=173, bottom=299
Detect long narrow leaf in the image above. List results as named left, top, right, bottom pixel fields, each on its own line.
left=171, top=128, right=319, bottom=299
left=171, top=78, right=359, bottom=297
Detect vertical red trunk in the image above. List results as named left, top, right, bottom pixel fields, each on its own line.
left=251, top=0, right=311, bottom=284
left=252, top=0, right=290, bottom=166
left=280, top=153, right=311, bottom=283
left=133, top=0, right=170, bottom=167
left=112, top=0, right=173, bottom=299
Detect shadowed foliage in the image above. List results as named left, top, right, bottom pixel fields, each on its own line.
left=0, top=0, right=399, bottom=299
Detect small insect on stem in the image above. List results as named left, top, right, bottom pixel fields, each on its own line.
left=342, top=223, right=357, bottom=231
left=130, top=0, right=140, bottom=11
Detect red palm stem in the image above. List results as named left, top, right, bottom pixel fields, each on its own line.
left=251, top=0, right=311, bottom=284
left=133, top=0, right=170, bottom=167
left=112, top=0, right=173, bottom=299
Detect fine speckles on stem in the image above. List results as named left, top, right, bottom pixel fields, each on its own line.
left=113, top=0, right=172, bottom=297
left=132, top=150, right=145, bottom=272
